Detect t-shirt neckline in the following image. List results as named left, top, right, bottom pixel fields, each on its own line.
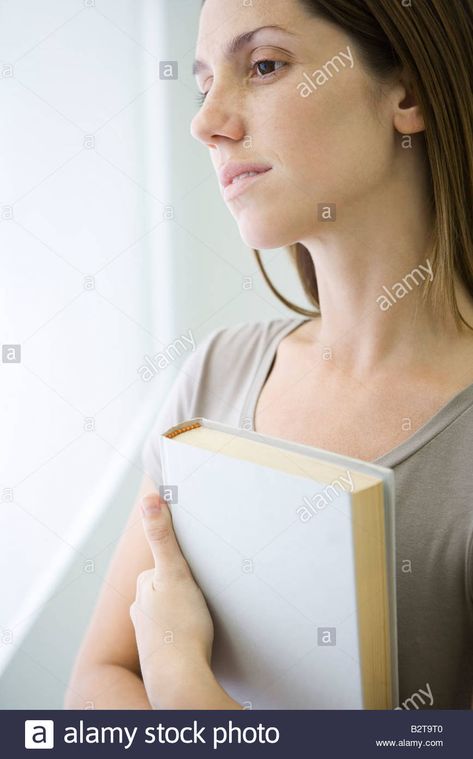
left=243, top=316, right=473, bottom=469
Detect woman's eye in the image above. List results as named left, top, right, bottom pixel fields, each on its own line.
left=253, top=59, right=286, bottom=78
left=195, top=60, right=286, bottom=107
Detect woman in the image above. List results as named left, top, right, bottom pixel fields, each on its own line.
left=65, top=0, right=473, bottom=709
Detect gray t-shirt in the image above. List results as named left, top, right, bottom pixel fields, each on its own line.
left=142, top=316, right=473, bottom=709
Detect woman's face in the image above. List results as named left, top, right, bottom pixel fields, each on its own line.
left=190, top=0, right=399, bottom=251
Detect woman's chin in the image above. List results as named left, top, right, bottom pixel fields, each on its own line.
left=236, top=221, right=296, bottom=251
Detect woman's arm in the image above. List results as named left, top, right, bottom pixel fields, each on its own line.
left=64, top=473, right=160, bottom=709
left=64, top=475, right=242, bottom=710
left=64, top=663, right=152, bottom=709
left=153, top=660, right=243, bottom=710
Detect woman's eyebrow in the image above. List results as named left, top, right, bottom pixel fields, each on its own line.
left=192, top=24, right=296, bottom=77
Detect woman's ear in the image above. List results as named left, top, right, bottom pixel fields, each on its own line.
left=392, top=71, right=425, bottom=135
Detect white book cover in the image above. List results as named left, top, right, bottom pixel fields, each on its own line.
left=159, top=417, right=398, bottom=709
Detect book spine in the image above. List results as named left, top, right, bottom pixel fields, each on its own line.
left=163, top=421, right=202, bottom=439
left=159, top=433, right=170, bottom=487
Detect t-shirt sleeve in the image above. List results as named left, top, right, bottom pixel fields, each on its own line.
left=140, top=326, right=224, bottom=489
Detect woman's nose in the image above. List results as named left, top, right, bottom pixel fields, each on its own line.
left=190, top=88, right=245, bottom=146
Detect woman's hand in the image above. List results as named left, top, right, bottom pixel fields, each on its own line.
left=129, top=492, right=242, bottom=710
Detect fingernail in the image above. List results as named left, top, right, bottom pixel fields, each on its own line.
left=141, top=497, right=162, bottom=516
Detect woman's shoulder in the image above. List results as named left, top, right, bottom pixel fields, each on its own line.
left=199, top=316, right=305, bottom=367
left=141, top=317, right=304, bottom=480
left=175, top=316, right=306, bottom=419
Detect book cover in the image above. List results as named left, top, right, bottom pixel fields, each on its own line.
left=158, top=417, right=398, bottom=709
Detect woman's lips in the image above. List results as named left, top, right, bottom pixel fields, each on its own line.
left=222, top=168, right=272, bottom=201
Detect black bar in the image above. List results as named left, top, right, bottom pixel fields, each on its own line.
left=2, top=709, right=472, bottom=758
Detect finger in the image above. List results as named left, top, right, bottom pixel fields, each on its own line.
left=135, top=568, right=153, bottom=597
left=140, top=493, right=190, bottom=584
left=131, top=570, right=156, bottom=619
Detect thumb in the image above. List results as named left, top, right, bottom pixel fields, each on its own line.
left=140, top=493, right=189, bottom=584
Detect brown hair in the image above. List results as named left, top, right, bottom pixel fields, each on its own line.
left=203, top=0, right=473, bottom=329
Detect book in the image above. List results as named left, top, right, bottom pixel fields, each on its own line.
left=159, top=417, right=398, bottom=709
